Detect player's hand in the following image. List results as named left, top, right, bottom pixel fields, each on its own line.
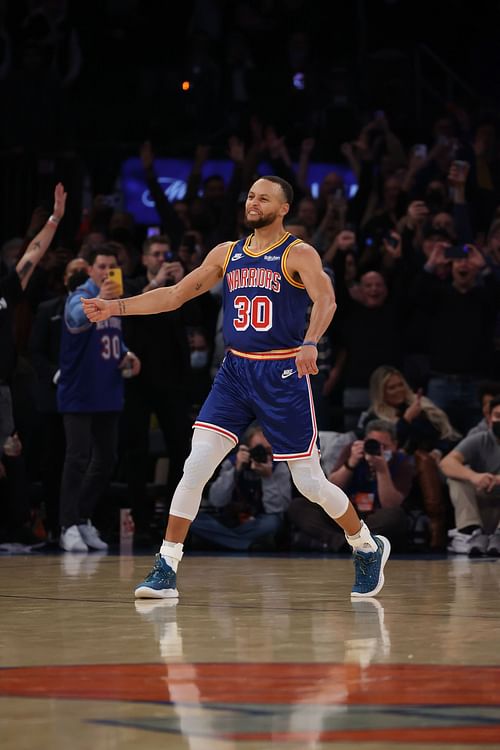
left=296, top=344, right=319, bottom=378
left=81, top=297, right=113, bottom=323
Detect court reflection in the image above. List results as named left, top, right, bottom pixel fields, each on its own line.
left=128, top=593, right=398, bottom=745
left=126, top=561, right=500, bottom=745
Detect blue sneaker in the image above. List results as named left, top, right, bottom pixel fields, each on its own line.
left=135, top=554, right=179, bottom=599
left=351, top=535, right=390, bottom=598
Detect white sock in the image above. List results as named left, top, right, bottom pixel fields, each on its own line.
left=160, top=541, right=184, bottom=572
left=346, top=520, right=377, bottom=552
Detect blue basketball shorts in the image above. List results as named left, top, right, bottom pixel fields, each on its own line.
left=194, top=350, right=318, bottom=460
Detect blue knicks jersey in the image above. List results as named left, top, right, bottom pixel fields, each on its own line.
left=222, top=232, right=310, bottom=352
left=57, top=283, right=126, bottom=413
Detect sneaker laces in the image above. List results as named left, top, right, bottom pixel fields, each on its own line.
left=353, top=551, right=370, bottom=579
left=145, top=554, right=173, bottom=584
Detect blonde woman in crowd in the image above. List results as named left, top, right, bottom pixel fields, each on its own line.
left=358, top=365, right=461, bottom=549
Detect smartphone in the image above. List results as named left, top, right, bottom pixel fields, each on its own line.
left=147, top=226, right=161, bottom=238
left=444, top=245, right=469, bottom=260
left=107, top=267, right=123, bottom=295
left=164, top=250, right=175, bottom=262
left=413, top=144, right=428, bottom=159
left=292, top=72, right=305, bottom=90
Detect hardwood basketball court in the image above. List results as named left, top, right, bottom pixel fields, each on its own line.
left=1, top=551, right=499, bottom=749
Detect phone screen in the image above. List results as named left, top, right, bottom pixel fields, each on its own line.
left=444, top=245, right=468, bottom=260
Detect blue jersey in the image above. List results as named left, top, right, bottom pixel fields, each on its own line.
left=222, top=232, right=310, bottom=355
left=57, top=278, right=127, bottom=413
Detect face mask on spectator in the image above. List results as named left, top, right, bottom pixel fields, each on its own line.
left=491, top=422, right=500, bottom=439
left=190, top=350, right=208, bottom=369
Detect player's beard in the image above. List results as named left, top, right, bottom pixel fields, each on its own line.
left=245, top=210, right=278, bottom=229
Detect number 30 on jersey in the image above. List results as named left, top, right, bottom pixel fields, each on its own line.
left=233, top=295, right=272, bottom=331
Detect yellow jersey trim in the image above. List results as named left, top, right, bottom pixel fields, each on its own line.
left=222, top=242, right=236, bottom=274
left=281, top=239, right=305, bottom=289
left=229, top=347, right=301, bottom=360
left=243, top=232, right=290, bottom=258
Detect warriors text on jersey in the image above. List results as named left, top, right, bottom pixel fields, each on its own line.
left=222, top=232, right=311, bottom=355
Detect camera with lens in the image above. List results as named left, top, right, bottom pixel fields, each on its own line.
left=249, top=444, right=269, bottom=464
left=364, top=438, right=381, bottom=456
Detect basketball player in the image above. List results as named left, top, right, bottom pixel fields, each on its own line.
left=82, top=176, right=390, bottom=598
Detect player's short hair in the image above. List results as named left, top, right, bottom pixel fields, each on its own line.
left=260, top=175, right=294, bottom=206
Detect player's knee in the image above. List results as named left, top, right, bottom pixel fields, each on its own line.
left=289, top=460, right=348, bottom=517
left=289, top=463, right=323, bottom=504
left=181, top=442, right=220, bottom=490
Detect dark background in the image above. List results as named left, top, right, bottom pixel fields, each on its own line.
left=0, top=0, right=499, bottom=240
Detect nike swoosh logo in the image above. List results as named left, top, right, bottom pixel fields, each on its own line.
left=281, top=370, right=296, bottom=379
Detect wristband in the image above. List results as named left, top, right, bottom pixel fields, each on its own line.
left=344, top=460, right=355, bottom=471
left=302, top=340, right=317, bottom=347
left=48, top=215, right=59, bottom=226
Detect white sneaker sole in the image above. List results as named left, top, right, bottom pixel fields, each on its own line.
left=60, top=542, right=88, bottom=553
left=134, top=586, right=179, bottom=599
left=351, top=535, right=391, bottom=599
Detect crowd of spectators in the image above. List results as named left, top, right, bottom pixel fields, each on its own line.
left=2, top=100, right=500, bottom=556
left=2, top=1, right=500, bottom=556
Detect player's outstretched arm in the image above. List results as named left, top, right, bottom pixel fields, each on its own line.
left=82, top=242, right=230, bottom=322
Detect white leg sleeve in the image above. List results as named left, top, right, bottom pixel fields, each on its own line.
left=169, top=427, right=234, bottom=521
left=288, top=451, right=350, bottom=519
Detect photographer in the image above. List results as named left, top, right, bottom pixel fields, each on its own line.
left=189, top=425, right=292, bottom=551
left=289, top=420, right=413, bottom=552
